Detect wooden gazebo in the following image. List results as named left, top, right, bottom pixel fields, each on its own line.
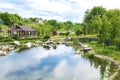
left=8, top=25, right=38, bottom=38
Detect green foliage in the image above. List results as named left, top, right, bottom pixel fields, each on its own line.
left=88, top=41, right=120, bottom=61
left=83, top=6, right=120, bottom=48
left=0, top=25, right=8, bottom=32
left=59, top=32, right=70, bottom=36
left=0, top=35, right=4, bottom=39
left=83, top=6, right=107, bottom=34
left=43, top=35, right=50, bottom=40
left=71, top=23, right=83, bottom=31
left=97, top=15, right=110, bottom=43
left=1, top=7, right=120, bottom=50
left=0, top=37, right=13, bottom=42
left=12, top=34, right=20, bottom=40
left=88, top=54, right=94, bottom=59
left=84, top=6, right=106, bottom=23
left=0, top=12, right=23, bottom=26
left=44, top=19, right=58, bottom=30
left=64, top=21, right=73, bottom=31
left=72, top=38, right=80, bottom=50
left=75, top=30, right=82, bottom=36
left=2, top=37, right=13, bottom=42
left=0, top=11, right=78, bottom=39
left=114, top=38, right=120, bottom=50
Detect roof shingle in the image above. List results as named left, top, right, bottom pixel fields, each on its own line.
left=18, top=26, right=36, bottom=31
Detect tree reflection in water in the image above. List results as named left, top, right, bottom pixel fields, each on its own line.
left=81, top=54, right=118, bottom=80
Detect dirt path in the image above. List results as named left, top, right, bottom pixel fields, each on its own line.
left=94, top=54, right=120, bottom=80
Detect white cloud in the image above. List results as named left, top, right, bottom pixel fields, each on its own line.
left=0, top=2, right=15, bottom=9
left=92, top=0, right=120, bottom=9
left=28, top=0, right=72, bottom=14
left=51, top=56, right=100, bottom=80
left=0, top=0, right=120, bottom=22
left=0, top=45, right=101, bottom=80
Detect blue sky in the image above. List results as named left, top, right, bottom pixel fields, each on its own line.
left=0, top=0, right=120, bottom=22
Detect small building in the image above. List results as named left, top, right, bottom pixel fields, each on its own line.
left=8, top=25, right=38, bottom=38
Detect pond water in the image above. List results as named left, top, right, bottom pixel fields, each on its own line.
left=0, top=45, right=117, bottom=80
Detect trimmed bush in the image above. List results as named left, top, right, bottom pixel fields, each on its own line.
left=43, top=35, right=50, bottom=40
left=12, top=34, right=20, bottom=40
left=59, top=32, right=70, bottom=35
left=75, top=30, right=82, bottom=36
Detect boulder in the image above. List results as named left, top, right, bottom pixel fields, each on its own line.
left=9, top=47, right=14, bottom=50
left=52, top=45, right=57, bottom=49
left=1, top=45, right=9, bottom=51
left=83, top=47, right=92, bottom=53
left=0, top=50, right=7, bottom=56
left=0, top=50, right=3, bottom=54
left=75, top=50, right=81, bottom=54
left=25, top=42, right=32, bottom=48
left=14, top=41, right=20, bottom=46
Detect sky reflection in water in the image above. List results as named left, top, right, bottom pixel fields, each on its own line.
left=0, top=45, right=100, bottom=80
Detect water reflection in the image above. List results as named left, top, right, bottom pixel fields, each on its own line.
left=0, top=45, right=116, bottom=80
left=82, top=54, right=118, bottom=80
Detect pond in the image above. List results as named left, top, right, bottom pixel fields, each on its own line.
left=0, top=45, right=117, bottom=80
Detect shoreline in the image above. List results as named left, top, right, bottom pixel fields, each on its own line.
left=0, top=38, right=120, bottom=79
left=94, top=54, right=120, bottom=80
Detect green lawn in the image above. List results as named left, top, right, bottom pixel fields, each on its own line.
left=87, top=41, right=120, bottom=61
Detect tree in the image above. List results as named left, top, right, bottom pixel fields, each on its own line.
left=64, top=20, right=73, bottom=32
left=58, top=22, right=67, bottom=31
left=12, top=34, right=20, bottom=40
left=83, top=6, right=120, bottom=48
left=98, top=15, right=110, bottom=44
left=45, top=19, right=58, bottom=30
left=107, top=9, right=120, bottom=44
left=0, top=12, right=23, bottom=27
left=83, top=6, right=107, bottom=34
left=71, top=23, right=83, bottom=31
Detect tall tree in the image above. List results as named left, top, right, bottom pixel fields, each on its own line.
left=83, top=6, right=107, bottom=34
left=0, top=12, right=23, bottom=27
left=45, top=19, right=58, bottom=30
left=107, top=9, right=120, bottom=44
left=64, top=20, right=73, bottom=32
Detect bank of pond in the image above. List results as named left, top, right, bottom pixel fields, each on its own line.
left=0, top=41, right=120, bottom=80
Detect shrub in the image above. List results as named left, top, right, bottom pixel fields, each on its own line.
left=12, top=34, right=20, bottom=40
left=66, top=32, right=70, bottom=35
left=43, top=35, right=50, bottom=40
left=115, top=38, right=120, bottom=50
left=75, top=30, right=82, bottom=36
left=59, top=32, right=70, bottom=36
left=0, top=36, right=4, bottom=40
left=3, top=37, right=13, bottom=42
left=88, top=54, right=94, bottom=59
left=104, top=39, right=110, bottom=46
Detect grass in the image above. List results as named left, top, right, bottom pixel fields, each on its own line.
left=51, top=34, right=97, bottom=39
left=87, top=41, right=120, bottom=61
left=80, top=34, right=97, bottom=38
left=0, top=37, right=44, bottom=44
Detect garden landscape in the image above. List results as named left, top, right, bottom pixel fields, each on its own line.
left=0, top=0, right=120, bottom=80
